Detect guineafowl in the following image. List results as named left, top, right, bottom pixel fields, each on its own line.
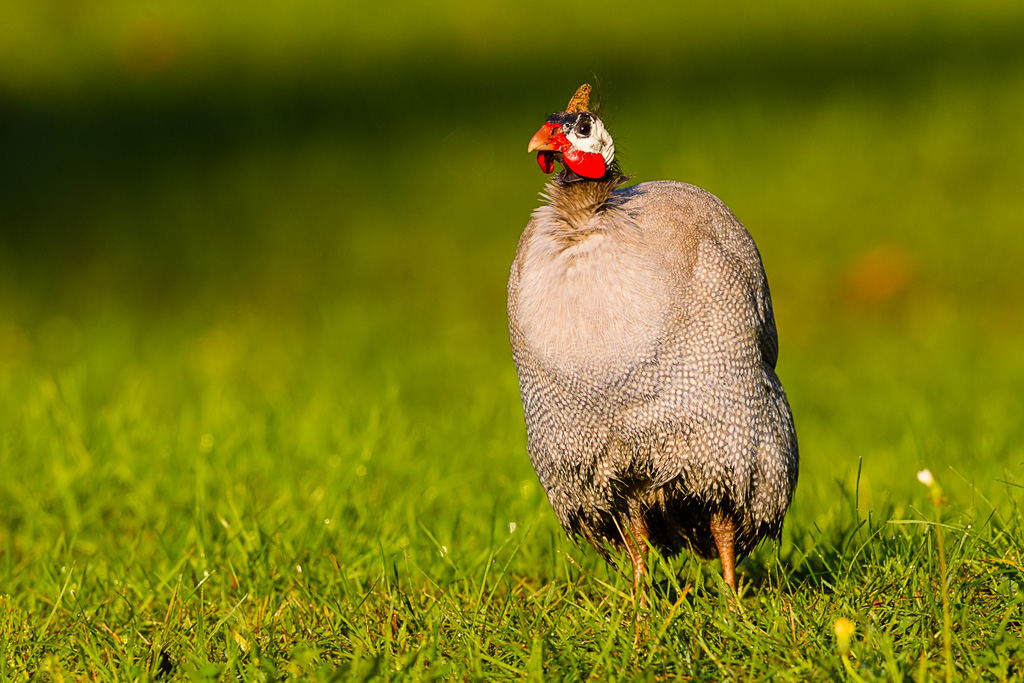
left=507, top=84, right=798, bottom=595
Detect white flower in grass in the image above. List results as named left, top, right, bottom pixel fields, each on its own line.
left=509, top=522, right=517, bottom=534
left=918, top=468, right=944, bottom=505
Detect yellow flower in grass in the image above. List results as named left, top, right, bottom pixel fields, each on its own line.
left=834, top=617, right=855, bottom=657
left=834, top=617, right=869, bottom=682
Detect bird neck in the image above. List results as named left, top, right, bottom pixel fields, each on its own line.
left=542, top=174, right=632, bottom=234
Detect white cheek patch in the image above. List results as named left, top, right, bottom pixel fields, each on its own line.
left=565, top=118, right=615, bottom=166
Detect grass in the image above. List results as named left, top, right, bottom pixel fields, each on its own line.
left=3, top=0, right=1024, bottom=679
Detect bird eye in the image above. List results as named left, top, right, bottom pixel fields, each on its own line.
left=575, top=117, right=592, bottom=138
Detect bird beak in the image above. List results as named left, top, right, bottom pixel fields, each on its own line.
left=527, top=122, right=561, bottom=152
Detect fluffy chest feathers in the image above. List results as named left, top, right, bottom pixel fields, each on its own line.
left=515, top=196, right=670, bottom=380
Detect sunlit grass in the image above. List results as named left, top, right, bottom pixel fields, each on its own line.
left=3, top=0, right=1024, bottom=678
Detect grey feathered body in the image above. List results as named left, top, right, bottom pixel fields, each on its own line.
left=508, top=177, right=798, bottom=560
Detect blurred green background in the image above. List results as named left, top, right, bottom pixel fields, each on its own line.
left=3, top=0, right=1024, bottom=563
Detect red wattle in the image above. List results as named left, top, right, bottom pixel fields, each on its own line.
left=563, top=148, right=606, bottom=178
left=537, top=151, right=555, bottom=174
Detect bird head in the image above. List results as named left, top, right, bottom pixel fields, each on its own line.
left=528, top=84, right=616, bottom=180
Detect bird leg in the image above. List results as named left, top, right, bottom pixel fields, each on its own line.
left=710, top=511, right=737, bottom=592
left=621, top=515, right=650, bottom=646
left=622, top=516, right=650, bottom=610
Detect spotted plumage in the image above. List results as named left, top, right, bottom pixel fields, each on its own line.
left=509, top=85, right=798, bottom=592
